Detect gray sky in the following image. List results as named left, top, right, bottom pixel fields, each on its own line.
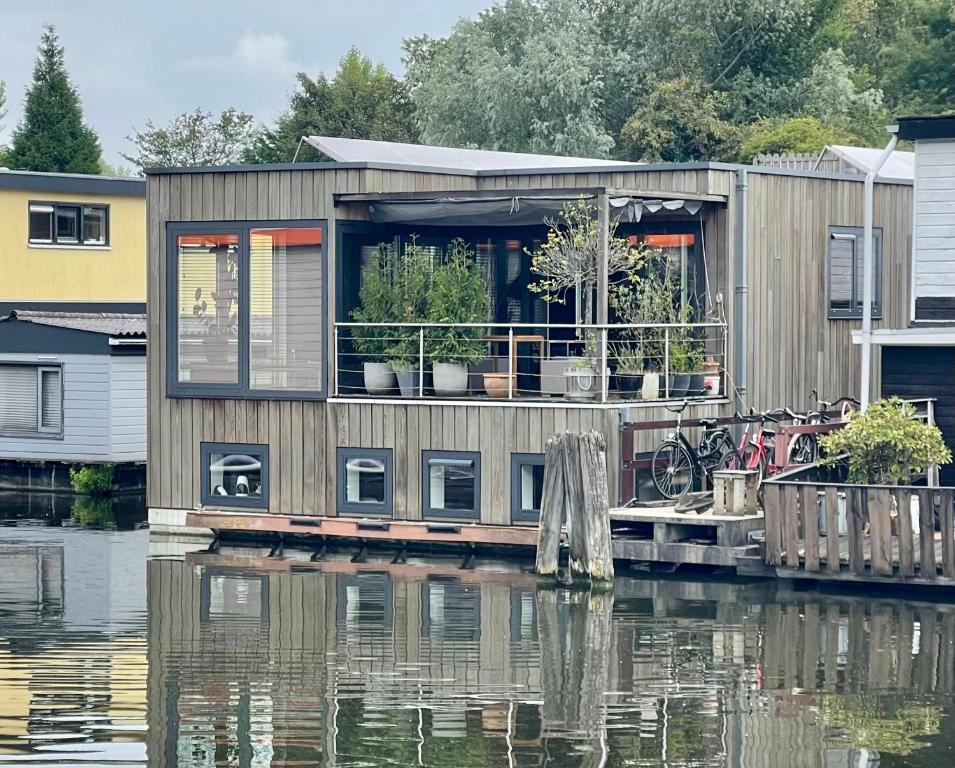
left=0, top=1, right=490, bottom=168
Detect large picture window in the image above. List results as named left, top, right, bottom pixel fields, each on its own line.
left=29, top=202, right=109, bottom=246
left=201, top=442, right=269, bottom=508
left=422, top=450, right=481, bottom=521
left=828, top=226, right=883, bottom=319
left=0, top=364, right=62, bottom=437
left=168, top=221, right=326, bottom=398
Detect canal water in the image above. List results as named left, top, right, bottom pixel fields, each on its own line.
left=0, top=514, right=953, bottom=766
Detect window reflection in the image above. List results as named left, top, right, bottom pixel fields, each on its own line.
left=424, top=452, right=480, bottom=518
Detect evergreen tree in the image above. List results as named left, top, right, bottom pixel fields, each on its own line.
left=7, top=26, right=102, bottom=174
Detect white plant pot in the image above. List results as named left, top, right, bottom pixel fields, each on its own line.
left=563, top=367, right=599, bottom=400
left=641, top=371, right=661, bottom=400
left=363, top=362, right=396, bottom=396
left=433, top=362, right=469, bottom=397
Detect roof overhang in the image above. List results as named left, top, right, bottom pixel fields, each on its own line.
left=897, top=115, right=955, bottom=141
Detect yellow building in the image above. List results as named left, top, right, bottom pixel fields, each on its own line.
left=0, top=169, right=145, bottom=312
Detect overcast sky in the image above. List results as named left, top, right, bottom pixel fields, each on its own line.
left=0, top=1, right=490, bottom=167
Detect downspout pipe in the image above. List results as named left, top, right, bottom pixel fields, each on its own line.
left=860, top=129, right=899, bottom=410
left=733, top=168, right=748, bottom=409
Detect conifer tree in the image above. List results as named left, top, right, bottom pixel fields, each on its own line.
left=7, top=26, right=102, bottom=174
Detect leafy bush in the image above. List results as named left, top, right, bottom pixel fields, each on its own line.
left=69, top=464, right=116, bottom=496
left=350, top=243, right=400, bottom=362
left=426, top=239, right=489, bottom=365
left=820, top=398, right=952, bottom=485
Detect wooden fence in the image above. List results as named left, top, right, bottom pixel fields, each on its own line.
left=763, top=481, right=955, bottom=585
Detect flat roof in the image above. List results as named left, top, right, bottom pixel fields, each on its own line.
left=897, top=115, right=955, bottom=141
left=0, top=168, right=145, bottom=196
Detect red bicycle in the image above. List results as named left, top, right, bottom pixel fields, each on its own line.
left=718, top=410, right=780, bottom=483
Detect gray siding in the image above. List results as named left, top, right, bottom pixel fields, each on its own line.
left=0, top=353, right=111, bottom=462
left=109, top=356, right=146, bottom=461
left=913, top=139, right=955, bottom=300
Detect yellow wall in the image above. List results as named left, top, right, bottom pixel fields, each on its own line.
left=0, top=187, right=146, bottom=302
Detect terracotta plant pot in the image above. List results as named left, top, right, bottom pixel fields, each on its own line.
left=483, top=372, right=515, bottom=398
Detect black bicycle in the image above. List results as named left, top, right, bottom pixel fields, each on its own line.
left=651, top=401, right=742, bottom=499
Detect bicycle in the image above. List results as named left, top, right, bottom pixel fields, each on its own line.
left=717, top=409, right=780, bottom=483
left=786, top=390, right=861, bottom=465
left=650, top=401, right=743, bottom=499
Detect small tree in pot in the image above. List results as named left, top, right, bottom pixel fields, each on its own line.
left=820, top=398, right=952, bottom=485
left=350, top=243, right=400, bottom=395
left=389, top=235, right=432, bottom=396
left=426, top=239, right=489, bottom=397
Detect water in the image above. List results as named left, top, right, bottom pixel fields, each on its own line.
left=0, top=524, right=953, bottom=767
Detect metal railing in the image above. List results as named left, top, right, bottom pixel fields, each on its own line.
left=333, top=321, right=728, bottom=403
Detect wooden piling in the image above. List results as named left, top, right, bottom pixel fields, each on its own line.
left=535, top=435, right=566, bottom=577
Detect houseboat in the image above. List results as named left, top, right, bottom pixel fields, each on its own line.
left=0, top=170, right=146, bottom=490
left=145, top=137, right=915, bottom=544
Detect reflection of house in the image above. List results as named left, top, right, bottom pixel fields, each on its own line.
left=145, top=138, right=914, bottom=535
left=0, top=170, right=146, bottom=486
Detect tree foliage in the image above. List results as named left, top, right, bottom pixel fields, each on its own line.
left=122, top=108, right=255, bottom=171
left=738, top=116, right=851, bottom=161
left=245, top=48, right=417, bottom=164
left=820, top=397, right=952, bottom=485
left=6, top=26, right=102, bottom=174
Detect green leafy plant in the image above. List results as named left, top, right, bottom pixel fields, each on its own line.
left=71, top=496, right=116, bottom=528
left=820, top=398, right=952, bottom=485
left=350, top=242, right=400, bottom=363
left=426, top=238, right=489, bottom=366
left=69, top=464, right=116, bottom=496
left=388, top=234, right=432, bottom=371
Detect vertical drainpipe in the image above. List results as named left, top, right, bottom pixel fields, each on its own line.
left=733, top=168, right=748, bottom=410
left=860, top=129, right=899, bottom=410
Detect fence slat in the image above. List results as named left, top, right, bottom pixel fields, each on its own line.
left=825, top=486, right=840, bottom=573
left=784, top=484, right=801, bottom=568
left=895, top=488, right=915, bottom=578
left=802, top=485, right=820, bottom=572
left=940, top=489, right=955, bottom=580
left=918, top=489, right=937, bottom=579
left=847, top=487, right=866, bottom=575
left=763, top=484, right=783, bottom=566
left=869, top=488, right=893, bottom=576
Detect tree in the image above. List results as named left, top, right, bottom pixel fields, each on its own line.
left=6, top=26, right=102, bottom=174
left=0, top=80, right=6, bottom=135
left=621, top=77, right=739, bottom=162
left=122, top=108, right=255, bottom=171
left=245, top=48, right=417, bottom=164
left=404, top=0, right=613, bottom=157
left=737, top=116, right=851, bottom=161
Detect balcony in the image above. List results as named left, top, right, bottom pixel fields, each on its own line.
left=333, top=321, right=727, bottom=404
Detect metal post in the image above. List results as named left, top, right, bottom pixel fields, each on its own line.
left=600, top=328, right=609, bottom=402
left=508, top=327, right=514, bottom=399
left=663, top=327, right=670, bottom=399
left=418, top=328, right=425, bottom=398
left=596, top=192, right=610, bottom=327
left=333, top=325, right=340, bottom=397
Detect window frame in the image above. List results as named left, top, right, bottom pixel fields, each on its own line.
left=510, top=452, right=545, bottom=524
left=200, top=441, right=270, bottom=509
left=336, top=447, right=394, bottom=517
left=28, top=201, right=110, bottom=247
left=0, top=363, right=64, bottom=439
left=166, top=220, right=328, bottom=400
left=827, top=225, right=883, bottom=320
left=421, top=449, right=482, bottom=521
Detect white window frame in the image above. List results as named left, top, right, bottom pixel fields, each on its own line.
left=0, top=363, right=64, bottom=438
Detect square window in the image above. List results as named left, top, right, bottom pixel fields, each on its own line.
left=201, top=442, right=268, bottom=508
left=55, top=207, right=79, bottom=243
left=0, top=364, right=62, bottom=437
left=29, top=205, right=53, bottom=242
left=510, top=453, right=545, bottom=523
left=336, top=448, right=393, bottom=516
left=422, top=450, right=481, bottom=520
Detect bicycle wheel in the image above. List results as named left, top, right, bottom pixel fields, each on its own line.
left=720, top=444, right=764, bottom=484
left=787, top=433, right=818, bottom=465
left=651, top=441, right=695, bottom=499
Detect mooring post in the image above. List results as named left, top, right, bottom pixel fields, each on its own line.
left=535, top=434, right=565, bottom=577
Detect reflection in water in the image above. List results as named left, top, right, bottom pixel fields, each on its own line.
left=0, top=490, right=147, bottom=530
left=0, top=527, right=953, bottom=767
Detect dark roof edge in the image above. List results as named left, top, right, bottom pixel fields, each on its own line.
left=897, top=115, right=955, bottom=141
left=0, top=170, right=145, bottom=196
left=144, top=159, right=912, bottom=186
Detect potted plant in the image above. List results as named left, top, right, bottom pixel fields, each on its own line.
left=350, top=243, right=399, bottom=395
left=426, top=239, right=489, bottom=397
left=685, top=338, right=706, bottom=397
left=389, top=235, right=432, bottom=397
left=668, top=334, right=692, bottom=398
left=612, top=339, right=644, bottom=398
left=192, top=245, right=238, bottom=362
left=528, top=198, right=645, bottom=398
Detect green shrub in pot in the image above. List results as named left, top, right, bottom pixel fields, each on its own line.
left=350, top=243, right=400, bottom=394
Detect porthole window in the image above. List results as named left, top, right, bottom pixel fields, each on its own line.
left=336, top=447, right=393, bottom=516
left=422, top=450, right=481, bottom=520
left=200, top=442, right=268, bottom=508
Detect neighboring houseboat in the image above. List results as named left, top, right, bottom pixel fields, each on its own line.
left=860, top=115, right=955, bottom=484
left=145, top=137, right=914, bottom=542
left=0, top=169, right=147, bottom=489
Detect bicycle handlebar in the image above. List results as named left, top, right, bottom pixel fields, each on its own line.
left=664, top=400, right=689, bottom=414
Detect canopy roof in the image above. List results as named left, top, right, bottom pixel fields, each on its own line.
left=821, top=145, right=914, bottom=180
left=305, top=136, right=642, bottom=173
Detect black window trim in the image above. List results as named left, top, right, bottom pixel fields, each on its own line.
left=510, top=452, right=545, bottom=524
left=421, top=449, right=482, bottom=521
left=28, top=200, right=110, bottom=247
left=200, top=441, right=270, bottom=509
left=0, top=362, right=64, bottom=440
left=336, top=447, right=394, bottom=517
left=166, top=219, right=328, bottom=400
left=827, top=225, right=883, bottom=320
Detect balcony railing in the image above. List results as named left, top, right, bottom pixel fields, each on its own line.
left=333, top=321, right=727, bottom=403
